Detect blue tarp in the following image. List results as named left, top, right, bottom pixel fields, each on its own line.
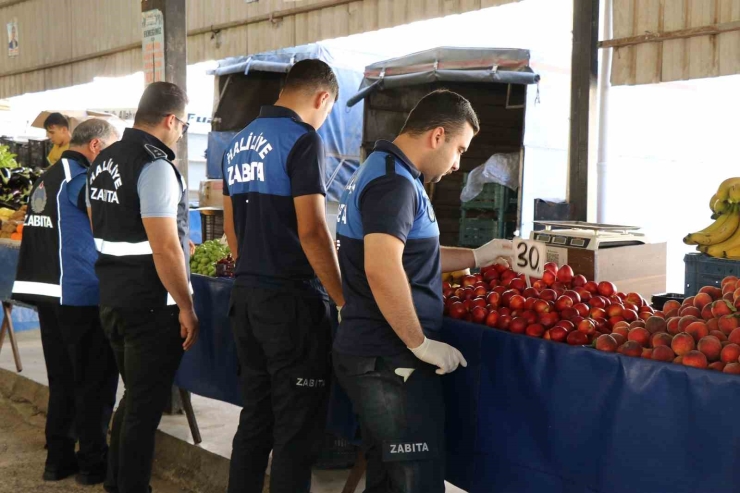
left=188, top=209, right=202, bottom=245
left=179, top=274, right=740, bottom=493
left=206, top=44, right=364, bottom=202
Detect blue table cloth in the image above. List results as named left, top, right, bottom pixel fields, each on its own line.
left=178, top=274, right=740, bottom=493
left=0, top=241, right=39, bottom=332
left=443, top=319, right=740, bottom=493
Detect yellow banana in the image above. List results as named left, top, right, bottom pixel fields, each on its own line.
left=705, top=213, right=740, bottom=256
left=684, top=208, right=737, bottom=245
left=723, top=246, right=740, bottom=259
left=729, top=184, right=740, bottom=204
left=717, top=178, right=740, bottom=202
left=714, top=199, right=731, bottom=215
left=698, top=245, right=709, bottom=253
left=710, top=193, right=719, bottom=211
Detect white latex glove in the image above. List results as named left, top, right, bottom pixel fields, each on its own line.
left=473, top=239, right=515, bottom=268
left=409, top=337, right=468, bottom=375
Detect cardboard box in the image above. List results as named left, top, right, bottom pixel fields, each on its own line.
left=545, top=242, right=667, bottom=299
left=199, top=179, right=224, bottom=209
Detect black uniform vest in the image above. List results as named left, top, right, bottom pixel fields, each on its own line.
left=88, top=128, right=189, bottom=308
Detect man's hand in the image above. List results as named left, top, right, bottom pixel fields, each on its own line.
left=179, top=307, right=199, bottom=351
left=295, top=194, right=345, bottom=307
left=409, top=337, right=468, bottom=375
left=188, top=240, right=196, bottom=256
left=473, top=239, right=514, bottom=268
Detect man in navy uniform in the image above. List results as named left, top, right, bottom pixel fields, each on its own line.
left=334, top=90, right=511, bottom=492
left=222, top=59, right=344, bottom=493
left=12, top=119, right=120, bottom=484
left=87, top=81, right=198, bottom=493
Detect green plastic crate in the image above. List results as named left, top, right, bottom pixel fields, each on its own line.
left=461, top=174, right=515, bottom=211
left=459, top=218, right=504, bottom=247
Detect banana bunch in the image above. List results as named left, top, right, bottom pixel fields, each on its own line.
left=685, top=178, right=740, bottom=259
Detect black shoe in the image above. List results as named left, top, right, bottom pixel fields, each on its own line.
left=103, top=485, right=151, bottom=493
left=76, top=467, right=107, bottom=486
left=43, top=463, right=79, bottom=481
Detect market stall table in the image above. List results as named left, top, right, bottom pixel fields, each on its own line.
left=178, top=274, right=740, bottom=493
left=0, top=239, right=32, bottom=372
left=442, top=319, right=740, bottom=493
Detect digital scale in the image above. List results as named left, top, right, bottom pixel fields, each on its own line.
left=530, top=221, right=647, bottom=251
left=527, top=221, right=666, bottom=298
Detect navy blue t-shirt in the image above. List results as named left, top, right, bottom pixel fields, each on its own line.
left=333, top=141, right=443, bottom=356
left=222, top=106, right=328, bottom=296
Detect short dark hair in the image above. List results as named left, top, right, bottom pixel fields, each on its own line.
left=134, top=82, right=188, bottom=127
left=400, top=90, right=480, bottom=138
left=283, top=59, right=339, bottom=101
left=44, top=112, right=69, bottom=130
left=70, top=119, right=118, bottom=147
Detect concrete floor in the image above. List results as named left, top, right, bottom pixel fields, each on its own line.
left=0, top=328, right=466, bottom=493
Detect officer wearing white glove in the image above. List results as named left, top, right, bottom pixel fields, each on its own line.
left=332, top=90, right=481, bottom=493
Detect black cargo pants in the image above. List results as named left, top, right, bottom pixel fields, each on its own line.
left=333, top=350, right=446, bottom=493
left=36, top=303, right=119, bottom=473
left=227, top=285, right=332, bottom=493
left=99, top=305, right=184, bottom=493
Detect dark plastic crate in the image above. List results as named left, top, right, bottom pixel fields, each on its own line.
left=684, top=253, right=740, bottom=296
left=459, top=217, right=502, bottom=247
left=28, top=139, right=48, bottom=168
left=651, top=293, right=685, bottom=311
left=200, top=210, right=224, bottom=242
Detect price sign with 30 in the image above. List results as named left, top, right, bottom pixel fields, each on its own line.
left=512, top=238, right=547, bottom=279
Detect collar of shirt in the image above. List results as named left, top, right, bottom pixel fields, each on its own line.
left=59, top=150, right=91, bottom=169
left=258, top=105, right=304, bottom=122
left=373, top=140, right=421, bottom=180
left=122, top=128, right=176, bottom=161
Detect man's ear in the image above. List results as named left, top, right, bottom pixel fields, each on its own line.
left=429, top=127, right=446, bottom=150
left=316, top=91, right=330, bottom=109
left=165, top=114, right=177, bottom=130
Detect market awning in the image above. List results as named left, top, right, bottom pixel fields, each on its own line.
left=347, top=47, right=541, bottom=108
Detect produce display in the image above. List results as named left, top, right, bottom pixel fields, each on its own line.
left=190, top=240, right=231, bottom=277
left=0, top=205, right=26, bottom=240
left=443, top=263, right=740, bottom=374
left=0, top=144, right=19, bottom=169
left=216, top=255, right=235, bottom=279
left=685, top=178, right=740, bottom=259
left=0, top=166, right=40, bottom=210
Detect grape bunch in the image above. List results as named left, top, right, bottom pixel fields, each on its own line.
left=190, top=240, right=231, bottom=277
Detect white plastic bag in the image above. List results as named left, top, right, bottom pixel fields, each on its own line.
left=460, top=153, right=520, bottom=203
